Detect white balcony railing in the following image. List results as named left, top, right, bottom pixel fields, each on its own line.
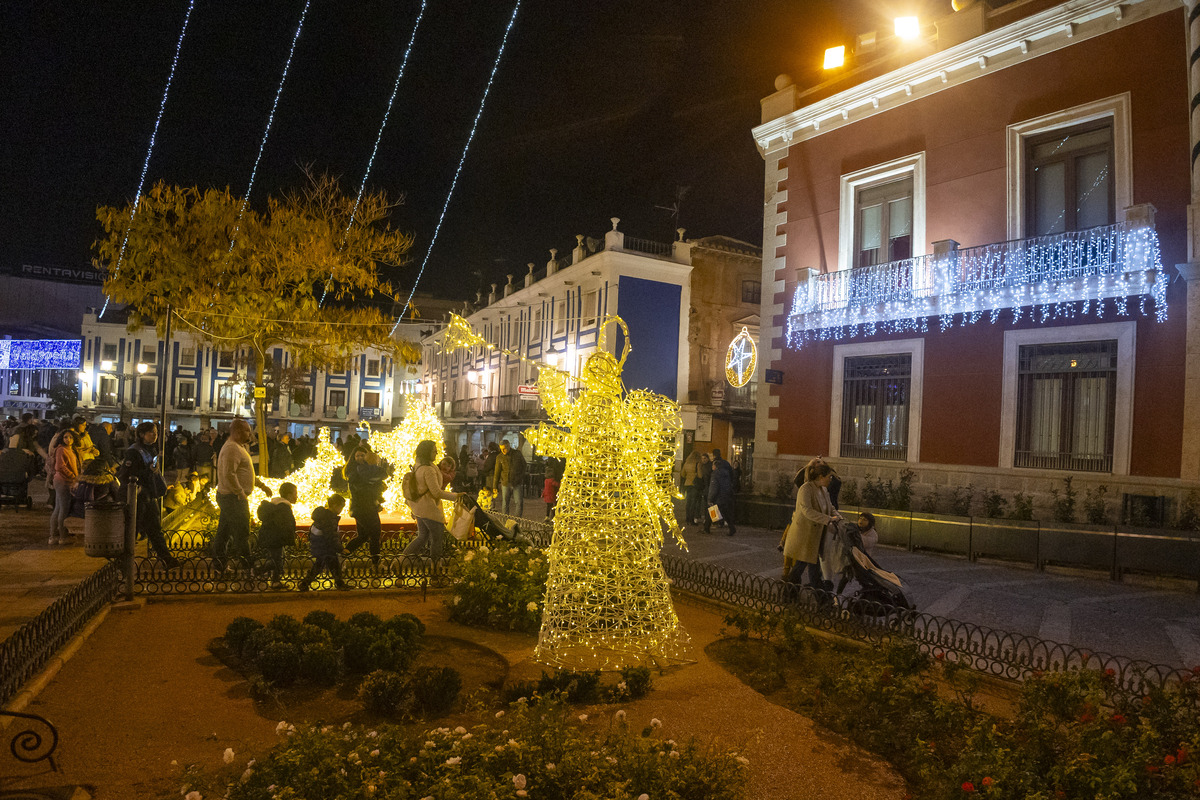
left=787, top=222, right=1167, bottom=348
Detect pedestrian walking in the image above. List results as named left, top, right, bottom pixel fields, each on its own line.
left=402, top=439, right=463, bottom=563
left=704, top=448, right=737, bottom=536
left=48, top=430, right=79, bottom=544
left=344, top=445, right=392, bottom=568
left=680, top=450, right=702, bottom=525
left=116, top=422, right=180, bottom=567
left=211, top=418, right=271, bottom=574
left=780, top=460, right=839, bottom=589
left=299, top=494, right=348, bottom=591
left=494, top=439, right=527, bottom=516
left=256, top=481, right=297, bottom=589
left=542, top=464, right=560, bottom=521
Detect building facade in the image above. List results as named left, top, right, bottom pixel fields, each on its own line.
left=751, top=0, right=1199, bottom=521
left=77, top=310, right=426, bottom=436
left=419, top=219, right=761, bottom=463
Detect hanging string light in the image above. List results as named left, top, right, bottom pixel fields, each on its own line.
left=389, top=0, right=524, bottom=336
left=226, top=0, right=312, bottom=253
left=320, top=0, right=428, bottom=307
left=99, top=0, right=196, bottom=320
left=786, top=222, right=1167, bottom=348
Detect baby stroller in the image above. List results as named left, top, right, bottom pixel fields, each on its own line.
left=836, top=521, right=914, bottom=613
left=457, top=492, right=523, bottom=543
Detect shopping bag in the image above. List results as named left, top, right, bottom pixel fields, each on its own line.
left=449, top=499, right=475, bottom=541
left=708, top=504, right=723, bottom=523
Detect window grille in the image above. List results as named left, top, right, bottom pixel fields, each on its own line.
left=1015, top=339, right=1116, bottom=472
left=742, top=280, right=761, bottom=304
left=840, top=354, right=912, bottom=460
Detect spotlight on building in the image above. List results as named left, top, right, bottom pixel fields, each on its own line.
left=136, top=363, right=148, bottom=374
left=894, top=16, right=920, bottom=39
left=823, top=45, right=845, bottom=69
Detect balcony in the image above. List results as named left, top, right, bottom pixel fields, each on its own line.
left=174, top=399, right=195, bottom=411
left=323, top=404, right=348, bottom=419
left=786, top=222, right=1167, bottom=347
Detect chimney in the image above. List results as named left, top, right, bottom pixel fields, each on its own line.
left=547, top=248, right=559, bottom=276
left=573, top=234, right=587, bottom=264
left=604, top=217, right=624, bottom=252
left=488, top=283, right=498, bottom=304
left=504, top=274, right=514, bottom=297
left=525, top=262, right=535, bottom=287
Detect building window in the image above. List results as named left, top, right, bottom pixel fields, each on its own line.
left=741, top=280, right=761, bottom=305
left=8, top=373, right=22, bottom=395
left=839, top=354, right=912, bottom=460
left=583, top=290, right=599, bottom=327
left=99, top=376, right=117, bottom=405
left=838, top=152, right=926, bottom=272
left=217, top=385, right=235, bottom=413
left=554, top=299, right=567, bottom=336
left=176, top=380, right=196, bottom=410
left=102, top=344, right=118, bottom=362
left=328, top=389, right=347, bottom=408
left=1014, top=340, right=1117, bottom=472
left=292, top=387, right=311, bottom=407
left=1006, top=94, right=1131, bottom=240
left=179, top=347, right=196, bottom=367
left=855, top=178, right=913, bottom=268
left=142, top=346, right=157, bottom=365
left=218, top=350, right=234, bottom=369
left=1025, top=121, right=1113, bottom=237
left=136, top=377, right=156, bottom=408
left=366, top=359, right=380, bottom=377
left=362, top=390, right=380, bottom=409
left=531, top=309, right=543, bottom=343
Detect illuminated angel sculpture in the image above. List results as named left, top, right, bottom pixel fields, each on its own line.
left=525, top=316, right=692, bottom=670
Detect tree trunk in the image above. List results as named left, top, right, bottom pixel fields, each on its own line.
left=255, top=355, right=270, bottom=479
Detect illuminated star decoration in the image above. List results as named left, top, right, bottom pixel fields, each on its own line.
left=523, top=316, right=692, bottom=671
left=724, top=326, right=756, bottom=388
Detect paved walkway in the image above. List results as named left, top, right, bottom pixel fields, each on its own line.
left=3, top=492, right=1199, bottom=669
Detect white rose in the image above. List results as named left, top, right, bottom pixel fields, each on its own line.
left=222, top=748, right=235, bottom=764
left=513, top=774, right=527, bottom=790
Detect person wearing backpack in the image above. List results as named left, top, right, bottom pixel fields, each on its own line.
left=344, top=444, right=392, bottom=569
left=256, top=481, right=297, bottom=589
left=401, top=439, right=464, bottom=564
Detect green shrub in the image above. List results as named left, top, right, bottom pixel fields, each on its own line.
left=298, top=642, right=340, bottom=686
left=446, top=542, right=548, bottom=634
left=619, top=666, right=653, bottom=699
left=1009, top=492, right=1034, bottom=521
left=223, top=616, right=264, bottom=655
left=861, top=476, right=888, bottom=508
left=358, top=669, right=411, bottom=716
left=347, top=611, right=384, bottom=630
left=1083, top=484, right=1110, bottom=525
left=409, top=665, right=462, bottom=717
left=266, top=613, right=305, bottom=640
left=919, top=488, right=940, bottom=514
left=982, top=489, right=1007, bottom=519
left=773, top=472, right=794, bottom=502
left=302, top=609, right=339, bottom=632
left=257, top=641, right=300, bottom=687
left=839, top=479, right=859, bottom=506
left=365, top=629, right=421, bottom=674
left=337, top=624, right=378, bottom=674
left=1178, top=489, right=1200, bottom=531
left=948, top=484, right=974, bottom=517
left=1050, top=476, right=1077, bottom=523
left=241, top=626, right=285, bottom=662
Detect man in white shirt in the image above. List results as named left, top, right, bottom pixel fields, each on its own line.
left=210, top=418, right=271, bottom=574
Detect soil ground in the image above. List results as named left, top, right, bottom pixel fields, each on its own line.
left=2, top=591, right=905, bottom=800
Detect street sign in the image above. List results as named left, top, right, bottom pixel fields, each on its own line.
left=253, top=387, right=266, bottom=398
left=518, top=384, right=539, bottom=397
left=710, top=386, right=725, bottom=402
left=765, top=369, right=783, bottom=385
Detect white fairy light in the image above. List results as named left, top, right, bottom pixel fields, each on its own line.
left=786, top=223, right=1167, bottom=348
left=321, top=0, right=428, bottom=307
left=227, top=0, right=312, bottom=253
left=99, top=0, right=196, bottom=320
left=390, top=0, right=524, bottom=337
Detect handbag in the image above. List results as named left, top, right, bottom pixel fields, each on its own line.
left=449, top=498, right=475, bottom=541
left=707, top=504, right=723, bottom=523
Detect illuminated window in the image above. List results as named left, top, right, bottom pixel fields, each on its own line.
left=840, top=354, right=912, bottom=460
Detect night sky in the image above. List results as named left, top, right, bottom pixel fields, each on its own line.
left=3, top=0, right=946, bottom=303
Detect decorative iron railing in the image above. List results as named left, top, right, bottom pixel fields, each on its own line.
left=787, top=222, right=1167, bottom=347
left=622, top=235, right=673, bottom=257
left=0, top=560, right=121, bottom=708
left=2, top=710, right=59, bottom=771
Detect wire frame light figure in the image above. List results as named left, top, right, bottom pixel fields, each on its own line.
left=255, top=426, right=343, bottom=520
left=524, top=316, right=692, bottom=671
left=367, top=397, right=448, bottom=515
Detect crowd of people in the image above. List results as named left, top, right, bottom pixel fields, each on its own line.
left=679, top=448, right=743, bottom=536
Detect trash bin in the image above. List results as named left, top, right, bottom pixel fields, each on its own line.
left=84, top=501, right=126, bottom=558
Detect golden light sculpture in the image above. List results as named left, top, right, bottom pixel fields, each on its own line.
left=366, top=397, right=449, bottom=516
left=254, top=427, right=344, bottom=519
left=725, top=326, right=757, bottom=388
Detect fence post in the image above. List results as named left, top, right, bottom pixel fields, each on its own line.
left=907, top=510, right=913, bottom=552
left=1035, top=521, right=1043, bottom=571
left=1110, top=526, right=1120, bottom=582
left=124, top=478, right=137, bottom=602
left=967, top=517, right=975, bottom=563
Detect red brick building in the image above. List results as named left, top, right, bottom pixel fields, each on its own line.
left=751, top=0, right=1200, bottom=521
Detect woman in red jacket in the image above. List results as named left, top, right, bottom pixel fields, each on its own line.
left=49, top=430, right=79, bottom=544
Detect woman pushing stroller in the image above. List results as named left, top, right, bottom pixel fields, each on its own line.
left=780, top=459, right=840, bottom=590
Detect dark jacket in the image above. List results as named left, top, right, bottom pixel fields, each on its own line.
left=257, top=497, right=297, bottom=549
left=308, top=506, right=344, bottom=558
left=494, top=448, right=527, bottom=488
left=707, top=458, right=736, bottom=505
left=117, top=441, right=167, bottom=500
left=0, top=447, right=34, bottom=484
left=482, top=451, right=499, bottom=489
left=346, top=457, right=390, bottom=516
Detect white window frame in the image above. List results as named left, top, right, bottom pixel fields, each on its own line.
left=366, top=358, right=381, bottom=377
left=829, top=338, right=924, bottom=463
left=838, top=152, right=926, bottom=272
left=554, top=299, right=567, bottom=336
left=362, top=390, right=381, bottom=409
left=1006, top=93, right=1131, bottom=240
left=328, top=388, right=347, bottom=409
left=179, top=346, right=196, bottom=367
left=583, top=289, right=599, bottom=327
left=175, top=379, right=196, bottom=408
left=101, top=343, right=118, bottom=362
left=142, top=346, right=157, bottom=365
left=999, top=321, right=1135, bottom=475
left=531, top=308, right=543, bottom=343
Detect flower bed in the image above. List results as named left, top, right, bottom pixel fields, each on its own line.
left=717, top=609, right=1200, bottom=799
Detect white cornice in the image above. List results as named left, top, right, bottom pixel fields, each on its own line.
left=752, top=0, right=1177, bottom=156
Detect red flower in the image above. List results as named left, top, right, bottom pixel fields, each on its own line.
left=1165, top=755, right=1177, bottom=766
left=1111, top=714, right=1126, bottom=725
left=1105, top=668, right=1115, bottom=676
left=962, top=782, right=975, bottom=792
left=1142, top=695, right=1153, bottom=706
left=1191, top=665, right=1200, bottom=675
left=1079, top=712, right=1094, bottom=724
left=1054, top=791, right=1066, bottom=799
left=1177, top=747, right=1188, bottom=764
left=1147, top=765, right=1160, bottom=774
left=981, top=777, right=993, bottom=787
left=935, top=651, right=945, bottom=661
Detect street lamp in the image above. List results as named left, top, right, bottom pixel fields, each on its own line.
left=136, top=362, right=149, bottom=374
left=545, top=344, right=560, bottom=366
